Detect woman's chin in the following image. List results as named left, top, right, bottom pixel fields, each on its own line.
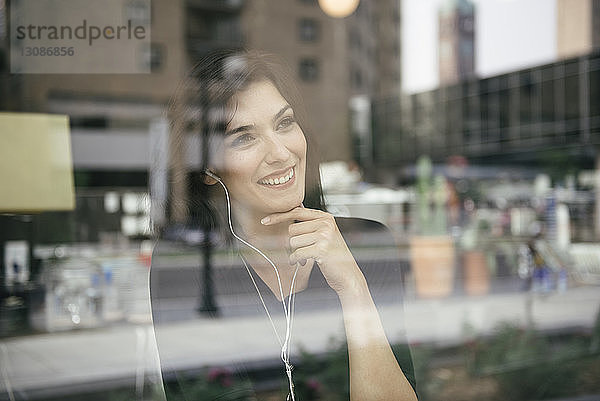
left=272, top=203, right=302, bottom=214
left=266, top=198, right=304, bottom=214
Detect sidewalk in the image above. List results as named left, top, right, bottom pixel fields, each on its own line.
left=1, top=285, right=599, bottom=400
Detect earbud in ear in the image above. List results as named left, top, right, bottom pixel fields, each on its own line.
left=204, top=169, right=221, bottom=181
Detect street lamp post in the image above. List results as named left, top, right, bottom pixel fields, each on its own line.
left=197, top=78, right=219, bottom=317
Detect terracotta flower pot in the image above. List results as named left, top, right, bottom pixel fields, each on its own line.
left=410, top=236, right=455, bottom=298
left=463, top=250, right=490, bottom=296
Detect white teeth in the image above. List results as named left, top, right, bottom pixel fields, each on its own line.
left=260, top=168, right=294, bottom=186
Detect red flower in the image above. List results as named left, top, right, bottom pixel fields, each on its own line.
left=306, top=378, right=321, bottom=392
left=207, top=367, right=233, bottom=387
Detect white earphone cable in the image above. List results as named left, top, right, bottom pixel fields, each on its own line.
left=213, top=175, right=299, bottom=401
left=240, top=257, right=283, bottom=345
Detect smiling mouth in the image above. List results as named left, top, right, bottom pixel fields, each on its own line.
left=258, top=167, right=294, bottom=186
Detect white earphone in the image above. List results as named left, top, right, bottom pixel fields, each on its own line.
left=204, top=169, right=221, bottom=181
left=204, top=168, right=299, bottom=401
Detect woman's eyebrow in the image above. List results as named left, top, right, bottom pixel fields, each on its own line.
left=272, top=105, right=292, bottom=123
left=225, top=124, right=254, bottom=137
left=225, top=105, right=291, bottom=136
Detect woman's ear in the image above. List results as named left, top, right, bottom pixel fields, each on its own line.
left=203, top=170, right=220, bottom=185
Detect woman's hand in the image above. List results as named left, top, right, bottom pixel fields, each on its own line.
left=261, top=207, right=365, bottom=295
left=263, top=208, right=418, bottom=401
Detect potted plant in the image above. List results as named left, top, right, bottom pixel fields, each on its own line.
left=410, top=156, right=456, bottom=298
left=459, top=214, right=492, bottom=296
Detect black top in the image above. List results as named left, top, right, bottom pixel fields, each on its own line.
left=150, top=217, right=417, bottom=400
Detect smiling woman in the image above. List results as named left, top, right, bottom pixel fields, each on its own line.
left=150, top=50, right=418, bottom=401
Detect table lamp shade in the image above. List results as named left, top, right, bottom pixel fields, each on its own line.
left=0, top=113, right=75, bottom=212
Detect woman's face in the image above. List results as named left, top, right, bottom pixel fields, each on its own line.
left=217, top=79, right=307, bottom=218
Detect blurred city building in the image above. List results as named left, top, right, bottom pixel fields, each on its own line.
left=365, top=0, right=402, bottom=100
left=373, top=51, right=600, bottom=173
left=1, top=0, right=598, bottom=240
left=557, top=0, right=600, bottom=59
left=438, top=0, right=476, bottom=86
left=346, top=0, right=402, bottom=174
left=0, top=0, right=404, bottom=231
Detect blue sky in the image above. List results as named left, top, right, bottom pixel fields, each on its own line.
left=402, top=0, right=557, bottom=93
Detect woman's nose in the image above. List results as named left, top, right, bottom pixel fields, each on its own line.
left=264, top=134, right=291, bottom=163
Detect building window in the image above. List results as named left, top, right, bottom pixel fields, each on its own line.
left=351, top=69, right=363, bottom=90
left=0, top=1, right=6, bottom=40
left=349, top=28, right=361, bottom=50
left=141, top=43, right=165, bottom=72
left=149, top=43, right=165, bottom=72
left=299, top=58, right=319, bottom=82
left=187, top=12, right=242, bottom=43
left=460, top=16, right=474, bottom=32
left=590, top=69, right=600, bottom=118
left=125, top=0, right=151, bottom=25
left=298, top=18, right=320, bottom=42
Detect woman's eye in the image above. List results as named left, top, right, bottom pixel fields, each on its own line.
left=276, top=116, right=295, bottom=130
left=230, top=133, right=255, bottom=147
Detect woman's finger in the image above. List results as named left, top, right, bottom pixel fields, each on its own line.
left=289, top=244, right=320, bottom=265
left=289, top=232, right=318, bottom=250
left=288, top=219, right=324, bottom=236
left=261, top=206, right=325, bottom=225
